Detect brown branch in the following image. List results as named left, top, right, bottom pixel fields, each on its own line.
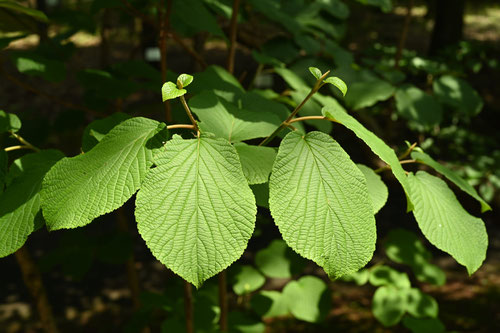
left=179, top=95, right=200, bottom=136
left=184, top=281, right=194, bottom=333
left=1, top=69, right=100, bottom=116
left=167, top=31, right=208, bottom=69
left=218, top=271, right=228, bottom=331
left=226, top=0, right=241, bottom=74
left=395, top=0, right=414, bottom=69
left=15, top=246, right=59, bottom=333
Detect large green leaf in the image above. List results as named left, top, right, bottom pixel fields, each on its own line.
left=189, top=65, right=244, bottom=102
left=251, top=290, right=289, bottom=319
left=11, top=52, right=66, bottom=82
left=402, top=317, right=445, bottom=333
left=433, top=75, right=483, bottom=116
left=0, top=0, right=47, bottom=32
left=135, top=135, right=256, bottom=287
left=405, top=288, right=439, bottom=318
left=171, top=0, right=226, bottom=38
left=344, top=80, right=395, bottom=110
left=369, top=266, right=411, bottom=289
left=0, top=150, right=7, bottom=193
left=81, top=112, right=131, bottom=152
left=269, top=131, right=376, bottom=278
left=395, top=84, right=442, bottom=129
left=408, top=171, right=487, bottom=274
left=0, top=150, right=63, bottom=258
left=234, top=143, right=276, bottom=184
left=411, top=151, right=491, bottom=212
left=282, top=275, right=329, bottom=323
left=189, top=91, right=281, bottom=142
left=41, top=117, right=166, bottom=230
left=357, top=164, right=388, bottom=214
left=322, top=106, right=413, bottom=210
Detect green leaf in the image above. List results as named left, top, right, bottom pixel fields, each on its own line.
left=339, top=268, right=370, bottom=285
left=251, top=290, right=289, bottom=319
left=322, top=106, right=413, bottom=210
left=357, top=164, right=388, bottom=214
left=0, top=110, right=21, bottom=133
left=41, top=117, right=166, bottom=230
left=177, top=73, right=193, bottom=88
left=230, top=265, right=265, bottom=295
left=323, top=77, right=348, bottom=96
left=269, top=131, right=376, bottom=278
left=189, top=65, right=244, bottom=102
left=11, top=52, right=66, bottom=82
left=344, top=80, right=395, bottom=110
left=282, top=276, right=329, bottom=323
left=433, top=75, right=483, bottom=116
left=171, top=0, right=226, bottom=38
left=308, top=66, right=322, bottom=80
left=255, top=239, right=306, bottom=279
left=405, top=288, right=438, bottom=318
left=234, top=143, right=276, bottom=184
left=384, top=229, right=446, bottom=286
left=372, top=285, right=407, bottom=326
left=251, top=183, right=269, bottom=209
left=369, top=266, right=411, bottom=289
left=81, top=112, right=131, bottom=152
left=356, top=0, right=392, bottom=12
left=189, top=91, right=281, bottom=142
left=408, top=171, right=488, bottom=275
left=0, top=0, right=48, bottom=22
left=0, top=150, right=64, bottom=258
left=395, top=85, right=443, bottom=129
left=0, top=150, right=7, bottom=193
left=135, top=135, right=256, bottom=287
left=402, top=317, right=445, bottom=333
left=411, top=151, right=491, bottom=212
left=161, top=82, right=186, bottom=101
left=228, top=311, right=266, bottom=333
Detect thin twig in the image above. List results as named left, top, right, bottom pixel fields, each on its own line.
left=4, top=145, right=30, bottom=152
left=184, top=281, right=194, bottom=333
left=259, top=71, right=330, bottom=146
left=375, top=159, right=418, bottom=174
left=394, top=0, right=414, bottom=69
left=10, top=131, right=41, bottom=152
left=289, top=115, right=341, bottom=124
left=219, top=271, right=228, bottom=331
left=15, top=246, right=59, bottom=333
left=166, top=124, right=195, bottom=130
left=167, top=31, right=208, bottom=69
left=179, top=96, right=200, bottom=136
left=398, top=142, right=417, bottom=160
left=226, top=0, right=241, bottom=74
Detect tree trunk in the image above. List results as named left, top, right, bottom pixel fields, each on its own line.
left=428, top=0, right=465, bottom=56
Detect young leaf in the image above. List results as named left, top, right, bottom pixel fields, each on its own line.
left=234, top=143, right=276, bottom=184
left=189, top=91, right=281, bottom=142
left=323, top=76, right=348, bottom=96
left=161, top=81, right=186, bottom=101
left=135, top=135, right=256, bottom=287
left=269, top=131, right=376, bottom=278
left=41, top=117, right=166, bottom=230
left=282, top=276, right=329, bottom=323
left=408, top=171, right=487, bottom=275
left=405, top=288, right=439, bottom=318
left=372, top=285, right=407, bottom=326
left=0, top=110, right=21, bottom=133
left=357, top=164, right=388, bottom=214
left=0, top=150, right=64, bottom=258
left=177, top=73, right=193, bottom=88
left=308, top=66, right=322, bottom=80
left=322, top=106, right=413, bottom=210
left=411, top=151, right=491, bottom=212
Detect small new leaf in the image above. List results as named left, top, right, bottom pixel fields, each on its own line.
left=308, top=67, right=322, bottom=80
left=161, top=82, right=186, bottom=101
left=323, top=77, right=347, bottom=96
left=177, top=73, right=193, bottom=89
